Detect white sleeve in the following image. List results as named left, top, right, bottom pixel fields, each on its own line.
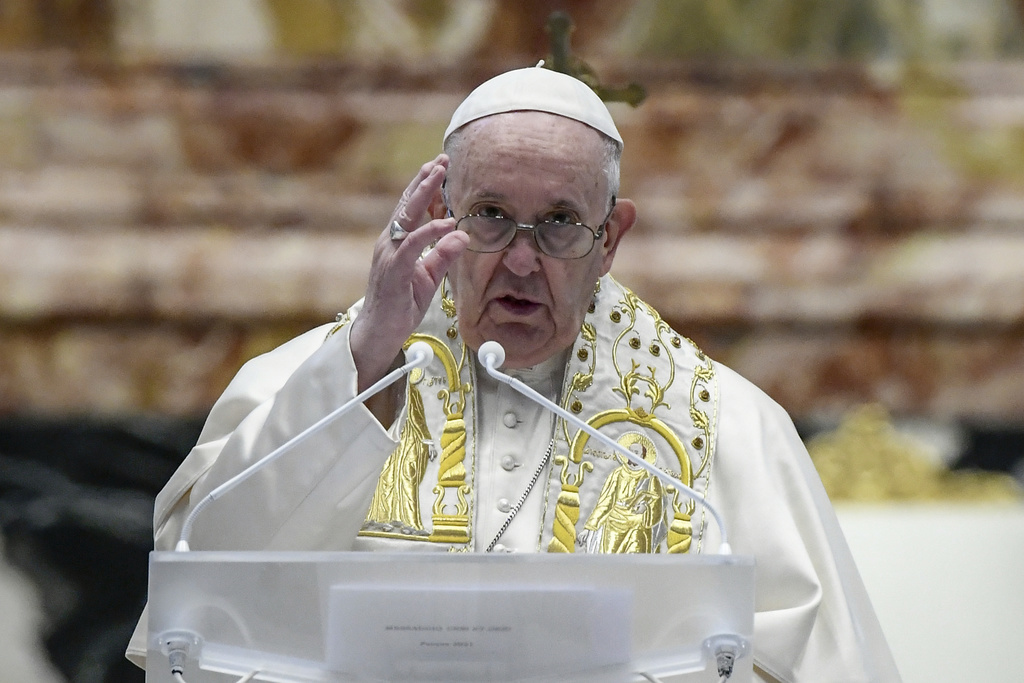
left=155, top=319, right=398, bottom=553
left=711, top=364, right=901, bottom=683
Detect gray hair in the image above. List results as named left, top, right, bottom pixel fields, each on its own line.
left=444, top=121, right=622, bottom=212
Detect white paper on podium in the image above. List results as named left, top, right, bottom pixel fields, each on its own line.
left=326, top=584, right=632, bottom=681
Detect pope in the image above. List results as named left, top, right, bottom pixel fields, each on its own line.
left=129, top=66, right=901, bottom=683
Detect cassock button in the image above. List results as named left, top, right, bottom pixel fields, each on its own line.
left=502, top=411, right=518, bottom=428
left=500, top=455, right=518, bottom=471
left=497, top=498, right=512, bottom=513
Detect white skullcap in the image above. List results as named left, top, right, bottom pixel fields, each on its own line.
left=443, top=65, right=622, bottom=145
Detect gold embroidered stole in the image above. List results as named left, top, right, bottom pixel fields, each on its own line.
left=353, top=275, right=719, bottom=554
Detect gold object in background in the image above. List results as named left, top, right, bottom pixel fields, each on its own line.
left=807, top=404, right=1022, bottom=502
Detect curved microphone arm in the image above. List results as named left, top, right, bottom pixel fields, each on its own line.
left=478, top=341, right=732, bottom=555
left=175, top=342, right=435, bottom=552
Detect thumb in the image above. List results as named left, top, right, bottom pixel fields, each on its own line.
left=420, top=230, right=470, bottom=286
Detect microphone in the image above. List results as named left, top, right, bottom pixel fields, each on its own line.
left=477, top=341, right=732, bottom=555
left=175, top=341, right=434, bottom=551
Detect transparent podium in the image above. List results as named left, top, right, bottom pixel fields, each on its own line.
left=146, top=551, right=755, bottom=683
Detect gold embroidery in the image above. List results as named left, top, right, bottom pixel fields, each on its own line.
left=580, top=433, right=666, bottom=554
left=547, top=455, right=593, bottom=553
left=561, top=321, right=596, bottom=443
left=359, top=333, right=473, bottom=544
left=426, top=335, right=473, bottom=544
left=362, top=371, right=431, bottom=538
left=689, top=347, right=716, bottom=480
left=613, top=288, right=678, bottom=407
left=324, top=310, right=352, bottom=339
left=358, top=276, right=718, bottom=555
left=442, top=276, right=459, bottom=338
left=441, top=295, right=456, bottom=319
left=665, top=488, right=693, bottom=554
left=549, top=281, right=701, bottom=554
left=440, top=275, right=456, bottom=318
left=684, top=335, right=718, bottom=551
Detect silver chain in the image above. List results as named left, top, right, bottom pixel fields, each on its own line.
left=485, top=440, right=554, bottom=553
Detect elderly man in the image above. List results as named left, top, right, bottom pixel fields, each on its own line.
left=128, top=67, right=899, bottom=682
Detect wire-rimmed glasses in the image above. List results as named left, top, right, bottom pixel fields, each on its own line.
left=451, top=202, right=615, bottom=259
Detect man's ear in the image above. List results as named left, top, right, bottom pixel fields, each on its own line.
left=599, top=198, right=636, bottom=275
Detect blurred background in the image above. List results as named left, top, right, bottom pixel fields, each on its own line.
left=0, top=1, right=1022, bottom=681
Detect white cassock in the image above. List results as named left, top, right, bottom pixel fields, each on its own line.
left=128, top=275, right=900, bottom=683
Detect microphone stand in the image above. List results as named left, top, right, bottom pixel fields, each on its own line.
left=175, top=342, right=434, bottom=551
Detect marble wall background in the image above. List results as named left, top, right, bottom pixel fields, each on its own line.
left=2, top=1, right=1024, bottom=429
left=1, top=1, right=1023, bottom=681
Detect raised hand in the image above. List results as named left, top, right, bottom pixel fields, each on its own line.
left=349, top=154, right=469, bottom=391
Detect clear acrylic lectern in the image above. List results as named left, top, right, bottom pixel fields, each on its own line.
left=145, top=551, right=754, bottom=683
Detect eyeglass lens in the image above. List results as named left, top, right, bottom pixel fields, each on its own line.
left=457, top=217, right=596, bottom=259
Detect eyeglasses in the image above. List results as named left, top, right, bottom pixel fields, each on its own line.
left=449, top=201, right=615, bottom=260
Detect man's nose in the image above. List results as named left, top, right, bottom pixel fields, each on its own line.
left=501, top=229, right=542, bottom=276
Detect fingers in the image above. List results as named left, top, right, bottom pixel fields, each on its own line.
left=388, top=215, right=456, bottom=267
left=368, top=215, right=456, bottom=295
left=356, top=156, right=459, bottom=365
left=419, top=229, right=470, bottom=287
left=394, top=155, right=449, bottom=229
left=404, top=154, right=448, bottom=201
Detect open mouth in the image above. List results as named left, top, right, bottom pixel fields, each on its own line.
left=496, top=294, right=541, bottom=316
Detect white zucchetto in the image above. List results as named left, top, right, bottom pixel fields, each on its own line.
left=443, top=65, right=622, bottom=145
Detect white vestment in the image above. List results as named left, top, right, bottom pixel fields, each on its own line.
left=128, top=275, right=900, bottom=683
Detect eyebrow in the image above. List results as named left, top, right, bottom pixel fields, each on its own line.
left=465, top=189, right=587, bottom=216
